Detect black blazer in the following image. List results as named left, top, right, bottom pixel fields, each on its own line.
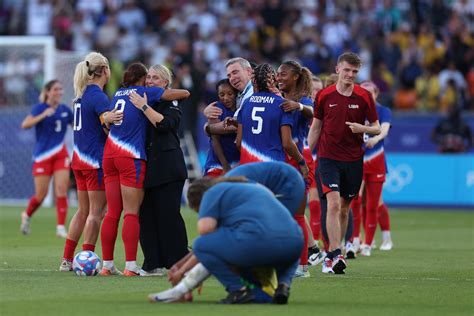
left=143, top=99, right=187, bottom=188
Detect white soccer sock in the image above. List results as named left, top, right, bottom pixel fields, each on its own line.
left=56, top=225, right=65, bottom=230
left=103, top=260, right=115, bottom=269
left=125, top=261, right=138, bottom=272
left=382, top=231, right=391, bottom=241
left=181, top=263, right=211, bottom=292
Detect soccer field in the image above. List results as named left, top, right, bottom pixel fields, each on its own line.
left=0, top=206, right=472, bottom=316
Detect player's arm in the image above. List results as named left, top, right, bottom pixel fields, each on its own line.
left=203, top=102, right=223, bottom=119
left=99, top=109, right=122, bottom=133
left=129, top=91, right=167, bottom=126
left=197, top=217, right=217, bottom=235
left=346, top=120, right=381, bottom=135
left=281, top=125, right=308, bottom=179
left=21, top=107, right=55, bottom=129
left=168, top=252, right=199, bottom=286
left=366, top=122, right=390, bottom=148
left=308, top=118, right=322, bottom=151
left=161, top=88, right=190, bottom=101
left=281, top=100, right=314, bottom=119
left=235, top=124, right=242, bottom=151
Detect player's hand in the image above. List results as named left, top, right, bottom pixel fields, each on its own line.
left=365, top=137, right=379, bottom=149
left=224, top=117, right=238, bottom=129
left=129, top=91, right=147, bottom=109
left=299, top=161, right=309, bottom=181
left=43, top=107, right=55, bottom=117
left=281, top=100, right=299, bottom=112
left=203, top=102, right=222, bottom=119
left=345, top=122, right=365, bottom=134
left=105, top=108, right=123, bottom=124
left=168, top=269, right=184, bottom=286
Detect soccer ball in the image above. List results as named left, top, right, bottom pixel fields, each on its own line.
left=72, top=251, right=101, bottom=276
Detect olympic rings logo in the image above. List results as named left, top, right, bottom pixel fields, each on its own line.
left=385, top=163, right=413, bottom=193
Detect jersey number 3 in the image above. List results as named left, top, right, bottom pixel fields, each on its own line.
left=251, top=107, right=265, bottom=135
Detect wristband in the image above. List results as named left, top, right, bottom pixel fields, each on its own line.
left=141, top=104, right=149, bottom=112
left=299, top=103, right=304, bottom=111
left=298, top=159, right=306, bottom=166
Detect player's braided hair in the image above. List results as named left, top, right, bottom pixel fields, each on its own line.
left=187, top=176, right=248, bottom=211
left=252, top=63, right=277, bottom=93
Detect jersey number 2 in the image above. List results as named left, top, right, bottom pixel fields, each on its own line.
left=251, top=107, right=265, bottom=135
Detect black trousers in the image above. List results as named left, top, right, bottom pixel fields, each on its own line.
left=139, top=180, right=189, bottom=270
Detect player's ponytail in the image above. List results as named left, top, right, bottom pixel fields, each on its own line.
left=281, top=60, right=312, bottom=100
left=73, top=52, right=109, bottom=99
left=187, top=176, right=248, bottom=211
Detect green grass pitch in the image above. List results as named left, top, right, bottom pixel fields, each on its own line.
left=0, top=205, right=473, bottom=315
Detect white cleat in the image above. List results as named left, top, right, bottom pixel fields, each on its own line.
left=148, top=288, right=184, bottom=303
left=294, top=265, right=310, bottom=278
left=353, top=237, right=361, bottom=253
left=371, top=240, right=376, bottom=250
left=345, top=242, right=356, bottom=259
left=379, top=239, right=393, bottom=251
left=309, top=250, right=326, bottom=266
left=59, top=258, right=73, bottom=272
left=360, top=244, right=372, bottom=257
left=321, top=258, right=334, bottom=274
left=140, top=268, right=166, bottom=277
left=56, top=226, right=68, bottom=238
left=20, top=212, right=31, bottom=235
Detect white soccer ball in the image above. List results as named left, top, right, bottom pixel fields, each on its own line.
left=72, top=250, right=101, bottom=276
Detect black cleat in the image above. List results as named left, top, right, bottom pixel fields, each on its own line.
left=219, top=289, right=255, bottom=304
left=273, top=283, right=290, bottom=305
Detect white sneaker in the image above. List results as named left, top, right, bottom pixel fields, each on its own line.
left=309, top=250, right=326, bottom=266
left=353, top=237, right=361, bottom=253
left=294, top=265, right=310, bottom=278
left=20, top=212, right=30, bottom=235
left=59, top=258, right=72, bottom=272
left=345, top=242, right=356, bottom=259
left=322, top=258, right=334, bottom=274
left=56, top=226, right=67, bottom=238
left=140, top=268, right=166, bottom=277
left=332, top=255, right=347, bottom=274
left=148, top=288, right=184, bottom=303
left=360, top=244, right=371, bottom=257
left=380, top=239, right=393, bottom=251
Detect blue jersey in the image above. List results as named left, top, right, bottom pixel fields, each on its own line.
left=238, top=92, right=293, bottom=163
left=199, top=182, right=301, bottom=239
left=364, top=103, right=392, bottom=174
left=291, top=96, right=313, bottom=153
left=226, top=162, right=305, bottom=215
left=104, top=86, right=164, bottom=160
left=204, top=102, right=240, bottom=174
left=72, top=85, right=109, bottom=170
left=31, top=103, right=73, bottom=162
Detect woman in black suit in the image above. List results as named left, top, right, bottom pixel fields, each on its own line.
left=129, top=64, right=190, bottom=276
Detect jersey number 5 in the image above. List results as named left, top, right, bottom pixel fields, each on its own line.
left=73, top=103, right=81, bottom=131
left=251, top=107, right=265, bottom=135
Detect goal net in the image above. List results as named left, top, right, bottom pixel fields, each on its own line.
left=0, top=36, right=83, bottom=206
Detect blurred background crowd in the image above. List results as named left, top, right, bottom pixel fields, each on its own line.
left=1, top=0, right=474, bottom=121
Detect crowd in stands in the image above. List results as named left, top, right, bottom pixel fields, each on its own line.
left=1, top=0, right=474, bottom=116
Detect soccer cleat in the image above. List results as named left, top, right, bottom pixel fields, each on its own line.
left=345, top=242, right=357, bottom=259
left=59, top=258, right=73, bottom=272
left=273, top=283, right=290, bottom=305
left=56, top=226, right=67, bottom=238
left=100, top=266, right=123, bottom=276
left=332, top=255, right=347, bottom=274
left=140, top=267, right=166, bottom=277
left=353, top=237, right=361, bottom=253
left=321, top=257, right=334, bottom=274
left=360, top=244, right=372, bottom=257
left=123, top=269, right=140, bottom=277
left=309, top=250, right=326, bottom=266
left=20, top=212, right=30, bottom=235
left=148, top=288, right=185, bottom=303
left=380, top=239, right=393, bottom=251
left=219, top=288, right=255, bottom=304
left=294, top=265, right=310, bottom=278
